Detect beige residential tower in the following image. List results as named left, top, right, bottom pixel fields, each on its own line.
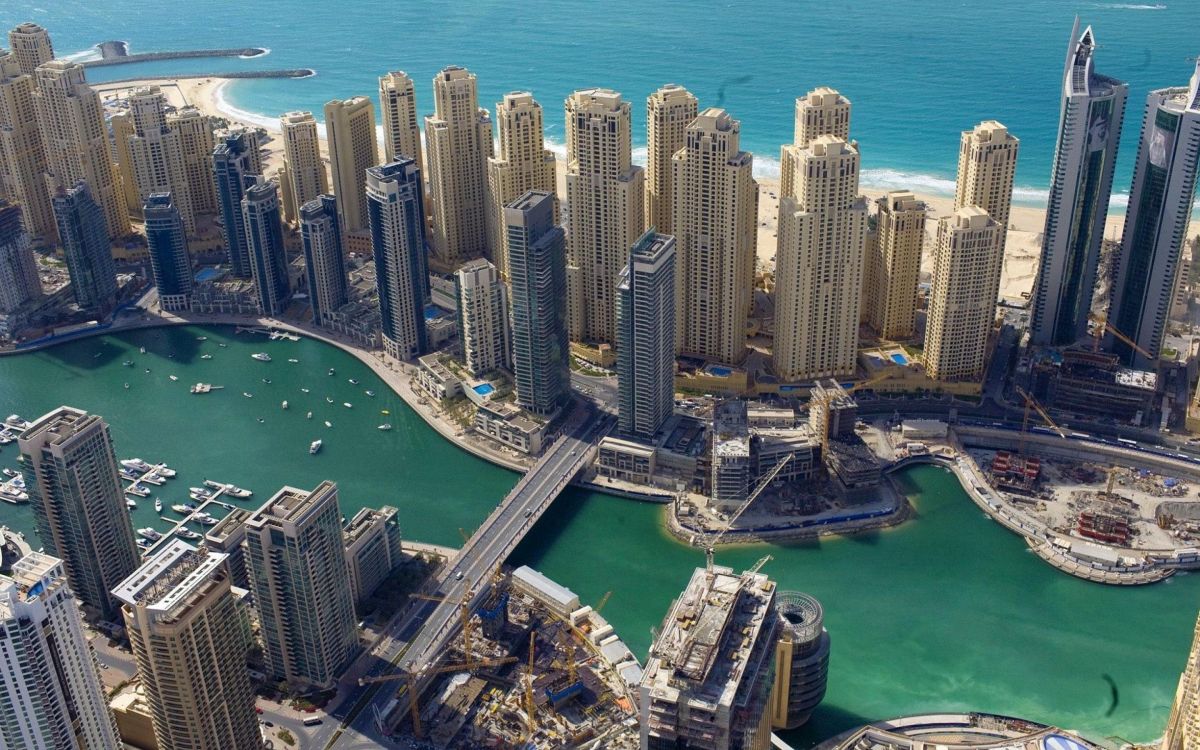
left=486, top=91, right=555, bottom=278
left=864, top=191, right=927, bottom=340
left=279, top=111, right=328, bottom=224
left=324, top=96, right=378, bottom=250
left=645, top=83, right=697, bottom=237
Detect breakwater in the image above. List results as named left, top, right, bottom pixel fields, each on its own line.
left=101, top=70, right=314, bottom=84
left=82, top=47, right=267, bottom=67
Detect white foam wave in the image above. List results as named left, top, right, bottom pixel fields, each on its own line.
left=212, top=81, right=282, bottom=132
left=61, top=46, right=102, bottom=63
left=1092, top=3, right=1166, bottom=9
left=241, top=47, right=270, bottom=59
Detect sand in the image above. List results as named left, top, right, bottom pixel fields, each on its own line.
left=92, top=75, right=1134, bottom=304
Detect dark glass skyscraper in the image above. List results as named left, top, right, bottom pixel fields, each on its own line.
left=51, top=181, right=116, bottom=311
left=212, top=129, right=260, bottom=277
left=616, top=231, right=676, bottom=439
left=505, top=190, right=569, bottom=415
left=300, top=194, right=348, bottom=325
left=242, top=178, right=291, bottom=316
left=366, top=158, right=428, bottom=360
left=143, top=192, right=192, bottom=311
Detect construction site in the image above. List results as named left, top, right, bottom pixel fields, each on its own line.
left=364, top=565, right=641, bottom=748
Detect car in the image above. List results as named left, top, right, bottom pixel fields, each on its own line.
left=255, top=707, right=264, bottom=715
left=569, top=449, right=576, bottom=456
left=454, top=570, right=464, bottom=581
left=524, top=509, right=533, bottom=518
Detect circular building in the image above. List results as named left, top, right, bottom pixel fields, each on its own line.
left=810, top=713, right=1104, bottom=750
left=770, top=591, right=831, bottom=729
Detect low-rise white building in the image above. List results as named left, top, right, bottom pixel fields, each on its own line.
left=416, top=353, right=463, bottom=401
left=474, top=401, right=546, bottom=455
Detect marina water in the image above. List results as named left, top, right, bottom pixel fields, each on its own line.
left=0, top=325, right=1195, bottom=746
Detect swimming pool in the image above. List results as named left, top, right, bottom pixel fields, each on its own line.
left=890, top=352, right=909, bottom=365
left=707, top=366, right=733, bottom=377
left=194, top=267, right=222, bottom=283
left=424, top=305, right=443, bottom=321
left=473, top=383, right=495, bottom=396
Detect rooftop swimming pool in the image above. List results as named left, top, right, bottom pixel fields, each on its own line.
left=473, top=383, right=495, bottom=396
left=890, top=352, right=909, bottom=365
left=707, top=366, right=733, bottom=377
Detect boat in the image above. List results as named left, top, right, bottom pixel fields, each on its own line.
left=120, top=468, right=140, bottom=481
left=381, top=409, right=390, bottom=415
left=328, top=368, right=335, bottom=376
left=306, top=411, right=313, bottom=419
left=326, top=396, right=334, bottom=403
left=154, top=498, right=163, bottom=513
left=256, top=418, right=265, bottom=424
left=365, top=390, right=375, bottom=397
left=262, top=378, right=272, bottom=384
left=218, top=343, right=227, bottom=348
left=282, top=401, right=288, bottom=410
left=122, top=458, right=152, bottom=472
left=1, top=468, right=16, bottom=478
left=343, top=402, right=352, bottom=409
left=156, top=466, right=176, bottom=478
left=126, top=498, right=137, bottom=509
left=349, top=378, right=359, bottom=385
left=301, top=387, right=310, bottom=393
left=243, top=392, right=253, bottom=398
left=171, top=504, right=194, bottom=514
left=378, top=424, right=392, bottom=431
left=251, top=352, right=271, bottom=362
left=196, top=336, right=207, bottom=341
left=197, top=515, right=218, bottom=526
left=124, top=383, right=130, bottom=390
left=125, top=484, right=151, bottom=497
left=169, top=375, right=179, bottom=381
left=324, top=421, right=332, bottom=428
left=136, top=527, right=162, bottom=541
left=139, top=474, right=164, bottom=486
left=288, top=358, right=299, bottom=363
left=0, top=489, right=28, bottom=504
left=122, top=360, right=133, bottom=367
left=139, top=346, right=146, bottom=354
left=310, top=439, right=322, bottom=454
left=190, top=511, right=214, bottom=523
left=136, top=539, right=151, bottom=550
left=200, top=353, right=213, bottom=360
left=176, top=528, right=201, bottom=540
left=225, top=486, right=252, bottom=498
left=144, top=368, right=151, bottom=374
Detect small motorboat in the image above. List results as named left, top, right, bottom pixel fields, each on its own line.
left=122, top=360, right=133, bottom=367
left=310, top=439, right=322, bottom=454
left=126, top=498, right=137, bottom=509
left=288, top=358, right=299, bottom=363
left=365, top=390, right=375, bottom=397
left=378, top=424, right=392, bottom=431
left=256, top=418, right=265, bottom=424
left=262, top=378, right=272, bottom=384
left=326, top=396, right=334, bottom=404
left=176, top=528, right=201, bottom=540
left=301, top=387, right=310, bottom=393
left=196, top=336, right=207, bottom=341
left=243, top=392, right=253, bottom=398
left=251, top=352, right=271, bottom=362
left=306, top=411, right=313, bottom=419
left=201, top=354, right=213, bottom=360
left=1, top=468, right=17, bottom=478
left=348, top=378, right=359, bottom=385
left=154, top=498, right=163, bottom=513
left=282, top=401, right=289, bottom=410
left=124, top=383, right=130, bottom=390
left=343, top=402, right=352, bottom=409
left=169, top=375, right=179, bottom=381
left=328, top=368, right=335, bottom=376
left=324, top=421, right=332, bottom=428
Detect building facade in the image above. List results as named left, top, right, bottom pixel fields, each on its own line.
left=617, top=232, right=676, bottom=439
left=245, top=481, right=359, bottom=690
left=0, top=200, right=41, bottom=312
left=0, top=51, right=55, bottom=240
left=773, top=136, right=868, bottom=381
left=1108, top=62, right=1200, bottom=367
left=7, top=22, right=53, bottom=77
left=769, top=591, right=830, bottom=730
left=486, top=91, right=556, bottom=278
left=324, top=96, right=378, bottom=244
left=368, top=158, right=428, bottom=360
left=144, top=192, right=193, bottom=311
left=300, top=194, right=349, bottom=325
left=280, top=111, right=328, bottom=225
left=380, top=71, right=423, bottom=170
left=505, top=190, right=570, bottom=415
left=241, top=178, right=290, bottom=316
left=780, top=87, right=851, bottom=199
left=864, top=191, right=927, bottom=340
left=455, top=258, right=510, bottom=376
left=212, top=129, right=260, bottom=277
left=565, top=88, right=645, bottom=345
left=127, top=86, right=195, bottom=235
left=18, top=406, right=139, bottom=621
left=425, top=66, right=493, bottom=269
left=1029, top=21, right=1127, bottom=347
left=51, top=182, right=117, bottom=311
left=0, top=552, right=121, bottom=750
left=646, top=84, right=698, bottom=237
left=1164, top=608, right=1200, bottom=750
left=954, top=121, right=1019, bottom=246
left=343, top=505, right=403, bottom=610
left=114, top=541, right=261, bottom=750
left=32, top=60, right=129, bottom=239
left=167, top=107, right=217, bottom=215
left=672, top=107, right=756, bottom=363
left=925, top=207, right=1002, bottom=381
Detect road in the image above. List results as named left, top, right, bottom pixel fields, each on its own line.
left=324, top=400, right=614, bottom=748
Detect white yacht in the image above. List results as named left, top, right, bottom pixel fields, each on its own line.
left=154, top=498, right=163, bottom=513
left=343, top=402, right=352, bottom=409
left=309, top=439, right=322, bottom=454
left=171, top=504, right=194, bottom=514
left=306, top=411, right=313, bottom=419
left=288, top=358, right=299, bottom=363
left=324, top=421, right=332, bottom=428
left=136, top=527, right=162, bottom=541
left=348, top=378, right=359, bottom=385
left=201, top=353, right=213, bottom=359
left=251, top=352, right=271, bottom=362
left=176, top=528, right=201, bottom=540
left=125, top=484, right=151, bottom=497
left=365, top=390, right=375, bottom=397
left=169, top=375, right=179, bottom=381
left=121, top=458, right=151, bottom=472
left=126, top=498, right=137, bottom=509
left=282, top=400, right=289, bottom=410
left=378, top=423, right=392, bottom=431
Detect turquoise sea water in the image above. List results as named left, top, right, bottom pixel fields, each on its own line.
left=2, top=1, right=1197, bottom=205
left=0, top=326, right=1197, bottom=746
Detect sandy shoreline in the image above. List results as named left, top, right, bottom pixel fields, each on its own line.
left=93, top=76, right=1149, bottom=303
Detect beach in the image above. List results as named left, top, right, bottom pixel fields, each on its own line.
left=92, top=76, right=1135, bottom=304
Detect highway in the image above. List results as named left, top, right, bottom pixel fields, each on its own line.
left=325, top=399, right=614, bottom=748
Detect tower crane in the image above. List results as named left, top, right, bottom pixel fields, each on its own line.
left=1014, top=385, right=1066, bottom=457
left=363, top=655, right=516, bottom=738
left=703, top=454, right=792, bottom=571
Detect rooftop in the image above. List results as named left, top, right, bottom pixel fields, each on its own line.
left=112, top=540, right=228, bottom=617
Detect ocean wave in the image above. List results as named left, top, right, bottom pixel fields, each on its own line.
left=212, top=81, right=283, bottom=132
left=61, top=46, right=102, bottom=63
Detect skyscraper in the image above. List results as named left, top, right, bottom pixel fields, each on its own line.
left=144, top=192, right=192, bottom=311
left=645, top=83, right=698, bottom=237
left=954, top=120, right=1019, bottom=241
left=32, top=60, right=129, bottom=239
left=486, top=91, right=556, bottom=277
left=1164, top=608, right=1200, bottom=750
left=0, top=51, right=55, bottom=240
left=1108, top=61, right=1200, bottom=367
left=672, top=107, right=757, bottom=363
left=7, top=23, right=53, bottom=77
left=114, top=541, right=261, bottom=750
left=379, top=71, right=422, bottom=169
left=167, top=106, right=217, bottom=214
left=244, top=481, right=359, bottom=690
left=864, top=191, right=927, bottom=340
left=0, top=199, right=41, bottom=312
left=109, top=110, right=142, bottom=219
left=18, top=406, right=139, bottom=621
left=455, top=259, right=510, bottom=376
left=1029, top=21, right=1127, bottom=347
left=280, top=111, right=328, bottom=225
left=506, top=191, right=569, bottom=415
left=368, top=158, right=428, bottom=360
left=324, top=96, right=377, bottom=245
left=773, top=136, right=869, bottom=381
left=52, top=182, right=117, bottom=311
left=425, top=66, right=493, bottom=269
left=565, top=88, right=645, bottom=345
left=781, top=87, right=851, bottom=199
left=617, top=231, right=676, bottom=439
left=924, top=206, right=1003, bottom=381
left=127, top=86, right=195, bottom=234
left=212, top=129, right=260, bottom=277
left=241, top=177, right=290, bottom=315
left=0, top=552, right=121, bottom=750
left=300, top=194, right=348, bottom=326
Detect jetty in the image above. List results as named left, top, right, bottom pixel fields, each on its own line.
left=236, top=325, right=300, bottom=341
left=100, top=70, right=313, bottom=84
left=82, top=45, right=267, bottom=67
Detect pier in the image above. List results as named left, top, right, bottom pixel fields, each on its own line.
left=99, top=70, right=314, bottom=84
left=81, top=46, right=267, bottom=67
